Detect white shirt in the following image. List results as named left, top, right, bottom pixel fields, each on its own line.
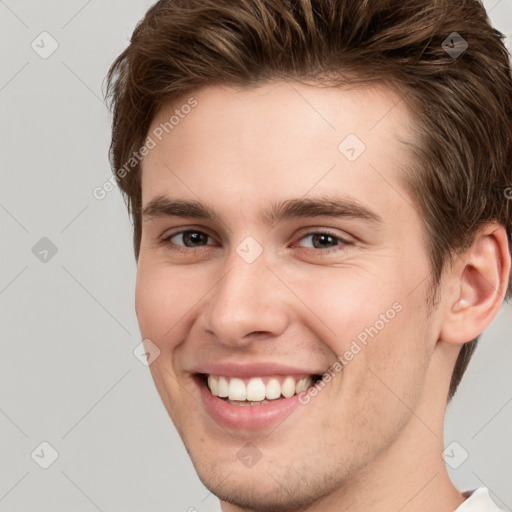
left=455, top=488, right=505, bottom=511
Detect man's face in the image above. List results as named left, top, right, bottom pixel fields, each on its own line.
left=136, top=81, right=444, bottom=510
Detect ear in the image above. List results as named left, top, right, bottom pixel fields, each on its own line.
left=439, top=224, right=511, bottom=345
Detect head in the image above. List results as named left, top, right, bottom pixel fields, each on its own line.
left=106, top=0, right=512, bottom=510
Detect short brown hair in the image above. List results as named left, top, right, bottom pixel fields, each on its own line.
left=106, top=0, right=512, bottom=400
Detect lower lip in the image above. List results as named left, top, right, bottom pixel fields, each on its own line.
left=196, top=376, right=306, bottom=430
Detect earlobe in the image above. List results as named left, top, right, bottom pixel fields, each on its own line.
left=440, top=225, right=510, bottom=345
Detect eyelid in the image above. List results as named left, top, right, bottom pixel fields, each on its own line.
left=294, top=226, right=353, bottom=240
left=160, top=228, right=217, bottom=246
left=159, top=226, right=354, bottom=253
left=291, top=228, right=353, bottom=251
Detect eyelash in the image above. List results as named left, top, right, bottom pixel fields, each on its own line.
left=160, top=229, right=352, bottom=254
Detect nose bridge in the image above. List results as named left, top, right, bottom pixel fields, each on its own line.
left=201, top=245, right=289, bottom=345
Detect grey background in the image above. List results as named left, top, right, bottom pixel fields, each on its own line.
left=0, top=1, right=511, bottom=511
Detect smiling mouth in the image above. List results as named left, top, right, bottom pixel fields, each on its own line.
left=199, top=373, right=323, bottom=406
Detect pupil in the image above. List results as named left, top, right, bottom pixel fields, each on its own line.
left=314, top=234, right=336, bottom=248
left=185, top=232, right=206, bottom=246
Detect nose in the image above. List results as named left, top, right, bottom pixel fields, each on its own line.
left=199, top=247, right=291, bottom=348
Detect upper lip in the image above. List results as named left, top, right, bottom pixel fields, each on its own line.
left=192, top=362, right=325, bottom=378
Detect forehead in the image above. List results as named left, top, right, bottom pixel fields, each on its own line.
left=141, top=80, right=418, bottom=218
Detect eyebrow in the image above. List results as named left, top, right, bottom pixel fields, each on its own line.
left=141, top=195, right=383, bottom=226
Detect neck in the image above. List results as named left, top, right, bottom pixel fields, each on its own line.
left=300, top=411, right=465, bottom=512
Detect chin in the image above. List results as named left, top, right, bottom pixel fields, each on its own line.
left=197, top=469, right=323, bottom=512
left=187, top=444, right=349, bottom=512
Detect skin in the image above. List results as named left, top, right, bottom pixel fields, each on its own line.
left=135, top=80, right=510, bottom=512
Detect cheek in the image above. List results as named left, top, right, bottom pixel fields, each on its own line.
left=285, top=264, right=432, bottom=403
left=134, top=261, right=201, bottom=344
left=280, top=264, right=403, bottom=350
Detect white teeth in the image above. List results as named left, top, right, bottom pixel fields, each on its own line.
left=207, top=376, right=218, bottom=396
left=266, top=378, right=281, bottom=400
left=246, top=378, right=266, bottom=401
left=206, top=375, right=314, bottom=401
left=228, top=378, right=246, bottom=401
left=227, top=399, right=272, bottom=406
left=217, top=376, right=229, bottom=398
left=281, top=376, right=296, bottom=398
left=295, top=377, right=310, bottom=393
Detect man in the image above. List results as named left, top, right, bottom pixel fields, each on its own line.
left=106, top=1, right=512, bottom=510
